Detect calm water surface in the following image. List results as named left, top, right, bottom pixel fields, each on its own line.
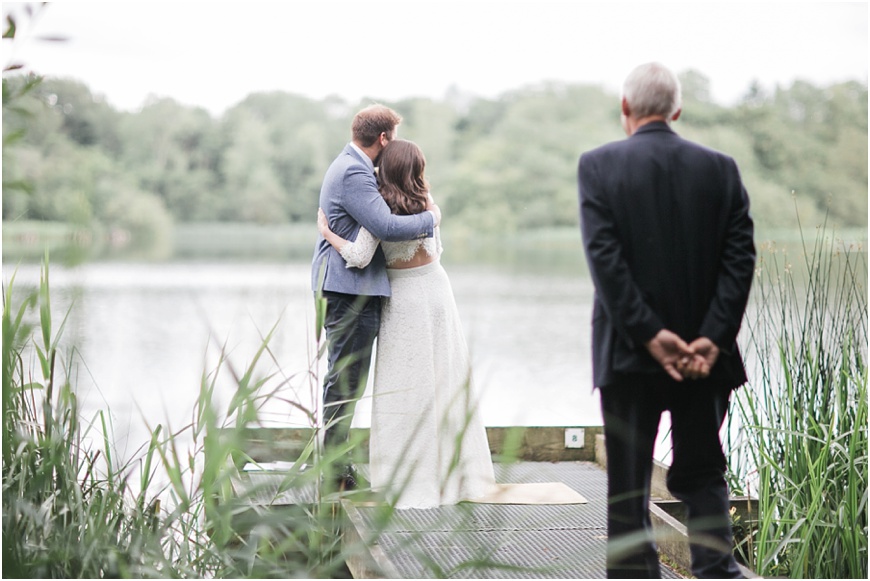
left=4, top=259, right=605, bottom=462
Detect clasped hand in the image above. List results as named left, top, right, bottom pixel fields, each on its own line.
left=644, top=330, right=720, bottom=382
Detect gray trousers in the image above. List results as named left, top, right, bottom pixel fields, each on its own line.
left=320, top=291, right=381, bottom=467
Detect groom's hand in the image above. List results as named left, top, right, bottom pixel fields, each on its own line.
left=677, top=337, right=720, bottom=380
left=645, top=329, right=693, bottom=382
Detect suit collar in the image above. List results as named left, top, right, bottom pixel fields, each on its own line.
left=632, top=120, right=675, bottom=137
left=346, top=142, right=374, bottom=171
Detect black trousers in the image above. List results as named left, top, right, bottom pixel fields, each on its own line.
left=320, top=291, right=381, bottom=466
left=599, top=374, right=744, bottom=579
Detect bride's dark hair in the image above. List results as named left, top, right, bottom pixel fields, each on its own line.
left=377, top=139, right=429, bottom=216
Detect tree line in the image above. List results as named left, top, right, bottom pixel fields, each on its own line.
left=2, top=71, right=867, bottom=244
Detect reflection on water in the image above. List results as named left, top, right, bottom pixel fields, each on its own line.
left=3, top=259, right=602, bottom=463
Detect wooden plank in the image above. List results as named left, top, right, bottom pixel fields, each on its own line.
left=222, top=426, right=604, bottom=464
left=487, top=426, right=602, bottom=462
left=341, top=500, right=400, bottom=579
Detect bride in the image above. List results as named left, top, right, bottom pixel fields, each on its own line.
left=317, top=138, right=495, bottom=509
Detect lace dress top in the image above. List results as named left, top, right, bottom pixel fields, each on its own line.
left=339, top=226, right=443, bottom=268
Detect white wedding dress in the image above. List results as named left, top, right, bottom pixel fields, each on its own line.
left=337, top=226, right=496, bottom=509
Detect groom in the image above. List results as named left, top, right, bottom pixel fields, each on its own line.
left=578, top=63, right=755, bottom=578
left=311, top=104, right=440, bottom=491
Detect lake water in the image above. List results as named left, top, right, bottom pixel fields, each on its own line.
left=4, top=259, right=607, bottom=463
left=6, top=231, right=865, bottom=504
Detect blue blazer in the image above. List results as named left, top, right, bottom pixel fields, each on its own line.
left=311, top=144, right=434, bottom=296
left=578, top=122, right=756, bottom=389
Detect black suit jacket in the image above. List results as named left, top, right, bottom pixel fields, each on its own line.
left=578, top=121, right=756, bottom=389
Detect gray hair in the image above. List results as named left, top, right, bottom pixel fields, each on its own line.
left=622, top=62, right=682, bottom=119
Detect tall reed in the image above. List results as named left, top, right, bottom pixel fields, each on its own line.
left=1, top=257, right=357, bottom=577
left=727, top=219, right=868, bottom=578
left=2, top=258, right=172, bottom=576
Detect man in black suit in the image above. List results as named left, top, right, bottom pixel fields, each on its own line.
left=578, top=62, right=755, bottom=579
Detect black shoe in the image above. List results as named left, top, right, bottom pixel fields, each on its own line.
left=335, top=465, right=368, bottom=491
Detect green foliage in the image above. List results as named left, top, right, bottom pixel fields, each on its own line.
left=727, top=217, right=868, bottom=578
left=3, top=77, right=174, bottom=260
left=734, top=80, right=868, bottom=226
left=2, top=259, right=174, bottom=577
left=447, top=83, right=622, bottom=231
left=2, top=72, right=866, bottom=251
left=0, top=258, right=362, bottom=578
left=117, top=95, right=220, bottom=221
left=2, top=71, right=43, bottom=212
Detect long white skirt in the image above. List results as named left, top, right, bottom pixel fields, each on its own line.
left=369, top=260, right=495, bottom=509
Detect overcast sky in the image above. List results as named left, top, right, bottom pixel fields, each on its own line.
left=2, top=1, right=868, bottom=116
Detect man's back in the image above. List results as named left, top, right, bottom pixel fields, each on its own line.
left=579, top=121, right=755, bottom=387
left=582, top=62, right=753, bottom=580
left=312, top=145, right=389, bottom=296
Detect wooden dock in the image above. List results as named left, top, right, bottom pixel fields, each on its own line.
left=226, top=426, right=758, bottom=579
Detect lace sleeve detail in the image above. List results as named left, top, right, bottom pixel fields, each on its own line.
left=340, top=226, right=380, bottom=269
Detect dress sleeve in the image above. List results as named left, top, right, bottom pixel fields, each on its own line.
left=340, top=226, right=380, bottom=269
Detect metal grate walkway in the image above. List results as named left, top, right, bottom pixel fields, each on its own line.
left=343, top=461, right=683, bottom=579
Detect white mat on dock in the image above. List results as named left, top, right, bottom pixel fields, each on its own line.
left=467, top=482, right=587, bottom=505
